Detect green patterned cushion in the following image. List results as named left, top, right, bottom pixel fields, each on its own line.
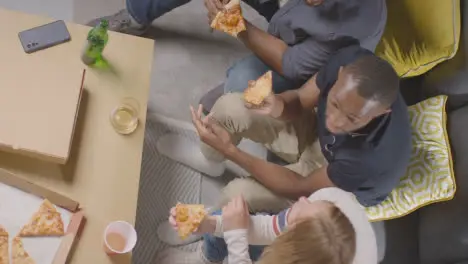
left=366, top=95, right=455, bottom=221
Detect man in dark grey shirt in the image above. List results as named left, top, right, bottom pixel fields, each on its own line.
left=183, top=45, right=411, bottom=209
left=88, top=0, right=387, bottom=106
left=200, top=0, right=387, bottom=112
left=314, top=46, right=411, bottom=206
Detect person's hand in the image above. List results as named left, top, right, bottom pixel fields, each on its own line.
left=245, top=93, right=277, bottom=116
left=244, top=80, right=279, bottom=116
left=190, top=104, right=234, bottom=155
left=168, top=207, right=216, bottom=234
left=222, top=196, right=250, bottom=231
left=204, top=0, right=229, bottom=24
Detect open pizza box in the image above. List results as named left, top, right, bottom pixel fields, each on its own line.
left=0, top=169, right=85, bottom=264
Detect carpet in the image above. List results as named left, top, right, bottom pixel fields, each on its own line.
left=133, top=114, right=204, bottom=264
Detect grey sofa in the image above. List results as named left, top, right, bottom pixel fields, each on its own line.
left=381, top=2, right=468, bottom=264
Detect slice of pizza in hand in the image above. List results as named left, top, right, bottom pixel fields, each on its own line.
left=19, top=199, right=65, bottom=237
left=243, top=71, right=273, bottom=106
left=210, top=0, right=246, bottom=37
left=12, top=237, right=34, bottom=264
left=175, top=203, right=207, bottom=240
left=0, top=225, right=8, bottom=264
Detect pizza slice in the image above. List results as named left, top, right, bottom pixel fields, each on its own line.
left=175, top=203, right=207, bottom=240
left=210, top=1, right=246, bottom=37
left=11, top=237, right=34, bottom=264
left=0, top=226, right=8, bottom=264
left=19, top=199, right=64, bottom=237
left=243, top=71, right=273, bottom=106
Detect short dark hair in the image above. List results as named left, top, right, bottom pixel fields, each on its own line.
left=343, top=55, right=399, bottom=108
left=317, top=0, right=360, bottom=21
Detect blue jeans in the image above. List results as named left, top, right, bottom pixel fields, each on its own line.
left=224, top=55, right=299, bottom=94
left=203, top=210, right=265, bottom=262
left=127, top=0, right=279, bottom=25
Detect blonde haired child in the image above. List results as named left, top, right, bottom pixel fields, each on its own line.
left=161, top=187, right=377, bottom=264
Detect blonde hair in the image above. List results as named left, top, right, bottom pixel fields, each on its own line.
left=257, top=203, right=356, bottom=264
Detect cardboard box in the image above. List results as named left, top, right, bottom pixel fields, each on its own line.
left=0, top=56, right=85, bottom=164
left=0, top=169, right=84, bottom=264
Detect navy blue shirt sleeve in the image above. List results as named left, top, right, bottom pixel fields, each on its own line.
left=327, top=150, right=375, bottom=192
left=282, top=39, right=333, bottom=84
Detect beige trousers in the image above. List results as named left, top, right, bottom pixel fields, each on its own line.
left=203, top=93, right=327, bottom=214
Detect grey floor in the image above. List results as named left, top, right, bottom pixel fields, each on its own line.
left=0, top=0, right=267, bottom=206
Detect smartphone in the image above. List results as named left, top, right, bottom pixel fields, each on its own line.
left=18, top=20, right=71, bottom=54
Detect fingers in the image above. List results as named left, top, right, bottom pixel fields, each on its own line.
left=169, top=207, right=178, bottom=229
left=244, top=102, right=253, bottom=109
left=206, top=0, right=221, bottom=13
left=190, top=105, right=208, bottom=134
left=202, top=111, right=215, bottom=126
left=190, top=105, right=199, bottom=124
left=197, top=104, right=203, bottom=119
left=229, top=195, right=243, bottom=211
left=212, top=0, right=224, bottom=10
left=242, top=197, right=249, bottom=213
left=169, top=217, right=177, bottom=228
left=208, top=122, right=225, bottom=137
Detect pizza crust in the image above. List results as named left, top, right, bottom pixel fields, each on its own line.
left=210, top=3, right=246, bottom=37
left=11, top=237, right=34, bottom=264
left=19, top=200, right=64, bottom=237
left=0, top=226, right=8, bottom=264
left=175, top=204, right=207, bottom=240
left=243, top=71, right=273, bottom=105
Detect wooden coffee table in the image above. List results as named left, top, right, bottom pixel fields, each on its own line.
left=0, top=8, right=154, bottom=264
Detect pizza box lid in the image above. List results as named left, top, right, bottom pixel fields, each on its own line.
left=0, top=57, right=85, bottom=164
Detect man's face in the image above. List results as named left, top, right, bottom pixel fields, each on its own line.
left=325, top=68, right=389, bottom=135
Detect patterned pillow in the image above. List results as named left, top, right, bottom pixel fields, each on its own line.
left=366, top=96, right=455, bottom=221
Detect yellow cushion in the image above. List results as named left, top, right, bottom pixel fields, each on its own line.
left=366, top=96, right=455, bottom=221
left=376, top=0, right=461, bottom=77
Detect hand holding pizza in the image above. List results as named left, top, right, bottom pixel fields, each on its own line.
left=222, top=195, right=250, bottom=231
left=209, top=0, right=246, bottom=37
left=169, top=205, right=216, bottom=237
left=244, top=71, right=283, bottom=117
left=245, top=91, right=277, bottom=116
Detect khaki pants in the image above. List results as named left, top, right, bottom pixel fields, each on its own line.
left=203, top=93, right=327, bottom=214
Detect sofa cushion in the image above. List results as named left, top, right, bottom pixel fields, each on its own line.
left=423, top=0, right=468, bottom=100
left=419, top=106, right=468, bottom=264
left=366, top=96, right=455, bottom=221
left=376, top=0, right=461, bottom=77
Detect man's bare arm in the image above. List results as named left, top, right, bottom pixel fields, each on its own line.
left=238, top=22, right=288, bottom=75
left=225, top=145, right=335, bottom=200
left=271, top=75, right=321, bottom=120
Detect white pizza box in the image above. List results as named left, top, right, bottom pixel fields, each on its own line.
left=0, top=183, right=72, bottom=264
left=0, top=50, right=85, bottom=164
left=0, top=169, right=83, bottom=264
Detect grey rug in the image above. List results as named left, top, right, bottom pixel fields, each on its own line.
left=133, top=114, right=203, bottom=264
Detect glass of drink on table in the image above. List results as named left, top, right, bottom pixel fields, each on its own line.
left=103, top=221, right=137, bottom=255
left=110, top=97, right=140, bottom=135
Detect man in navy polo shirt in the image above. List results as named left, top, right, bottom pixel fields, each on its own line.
left=161, top=45, right=411, bottom=211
